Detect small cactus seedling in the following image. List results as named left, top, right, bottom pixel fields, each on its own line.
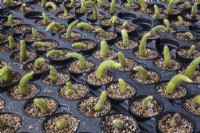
left=127, top=0, right=132, bottom=8
left=66, top=20, right=78, bottom=39
left=150, top=25, right=165, bottom=33
left=0, top=118, right=4, bottom=129
left=19, top=72, right=34, bottom=96
left=177, top=16, right=184, bottom=25
left=170, top=113, right=181, bottom=127
left=8, top=14, right=13, bottom=26
left=55, top=117, right=67, bottom=129
left=41, top=0, right=46, bottom=7
left=96, top=27, right=107, bottom=37
left=49, top=66, right=58, bottom=82
left=109, top=16, right=117, bottom=25
left=163, top=45, right=172, bottom=68
left=20, top=40, right=27, bottom=61
left=33, top=41, right=48, bottom=47
left=21, top=3, right=26, bottom=12
left=141, top=96, right=153, bottom=110
left=121, top=29, right=129, bottom=47
left=4, top=0, right=14, bottom=4
left=118, top=52, right=127, bottom=67
left=185, top=57, right=200, bottom=80
left=154, top=5, right=160, bottom=18
left=122, top=21, right=128, bottom=29
left=139, top=0, right=147, bottom=12
left=67, top=52, right=86, bottom=70
left=167, top=0, right=180, bottom=14
left=139, top=32, right=151, bottom=57
left=65, top=82, right=74, bottom=94
left=46, top=22, right=62, bottom=32
left=0, top=66, right=13, bottom=82
left=34, top=98, right=49, bottom=113
left=34, top=57, right=45, bottom=69
left=166, top=74, right=192, bottom=94
left=8, top=36, right=15, bottom=50
left=113, top=119, right=124, bottom=129
left=96, top=60, right=121, bottom=79
left=193, top=95, right=200, bottom=108
left=76, top=22, right=94, bottom=31
left=70, top=0, right=75, bottom=7
left=133, top=66, right=149, bottom=79
left=163, top=19, right=171, bottom=32
left=191, top=2, right=198, bottom=18
left=63, top=7, right=68, bottom=16
left=86, top=1, right=98, bottom=19
left=100, top=41, right=109, bottom=59
left=46, top=2, right=58, bottom=11
left=97, top=0, right=103, bottom=7
left=94, top=91, right=107, bottom=111
left=46, top=50, right=63, bottom=58
left=32, top=27, right=38, bottom=39
left=42, top=13, right=49, bottom=25
left=110, top=0, right=116, bottom=14
left=187, top=45, right=195, bottom=57
left=180, top=2, right=191, bottom=8
left=118, top=78, right=127, bottom=95
left=81, top=0, right=87, bottom=13
left=182, top=32, right=194, bottom=40
left=72, top=42, right=87, bottom=49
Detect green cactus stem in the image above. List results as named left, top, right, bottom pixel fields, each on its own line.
left=46, top=2, right=58, bottom=11
left=110, top=0, right=116, bottom=14
left=167, top=0, right=179, bottom=14
left=133, top=66, right=149, bottom=79
left=34, top=58, right=45, bottom=69
left=178, top=16, right=184, bottom=25
left=34, top=98, right=49, bottom=113
left=8, top=36, right=15, bottom=50
left=163, top=45, right=172, bottom=68
left=193, top=95, right=200, bottom=108
left=109, top=16, right=117, bottom=25
left=191, top=2, right=198, bottom=18
left=185, top=57, right=200, bottom=80
left=19, top=72, right=34, bottom=96
left=81, top=0, right=87, bottom=13
left=86, top=1, right=98, bottom=19
left=182, top=32, right=194, bottom=39
left=118, top=52, right=127, bottom=67
left=98, top=0, right=103, bottom=7
left=56, top=117, right=67, bottom=129
left=0, top=66, right=13, bottom=82
left=20, top=40, right=27, bottom=61
left=4, top=0, right=14, bottom=4
left=163, top=19, right=170, bottom=32
left=122, top=21, right=128, bottom=29
left=180, top=2, right=191, bottom=8
left=127, top=0, right=132, bottom=8
left=100, top=41, right=109, bottom=59
left=139, top=32, right=151, bottom=57
left=113, top=119, right=124, bottom=129
left=21, top=3, right=26, bottom=12
left=170, top=113, right=181, bottom=127
left=72, top=42, right=87, bottom=49
left=32, top=27, right=38, bottom=39
left=8, top=14, right=13, bottom=26
left=49, top=66, right=58, bottom=82
left=41, top=0, right=46, bottom=7
left=47, top=50, right=63, bottom=58
left=67, top=52, right=86, bottom=70
left=150, top=25, right=165, bottom=33
left=0, top=118, right=4, bottom=129
left=76, top=22, right=94, bottom=31
left=96, top=27, right=107, bottom=37
left=187, top=45, right=195, bottom=57
left=46, top=22, right=62, bottom=32
left=166, top=74, right=192, bottom=94
left=141, top=96, right=153, bottom=110
left=42, top=13, right=49, bottom=25
left=154, top=5, right=160, bottom=18
left=33, top=41, right=48, bottom=47
left=96, top=60, right=121, bottom=79
left=140, top=0, right=147, bottom=12
left=63, top=7, right=68, bottom=16
left=65, top=82, right=74, bottom=95
left=66, top=20, right=78, bottom=39
left=118, top=78, right=127, bottom=95
left=94, top=91, right=107, bottom=111
left=70, top=0, right=75, bottom=6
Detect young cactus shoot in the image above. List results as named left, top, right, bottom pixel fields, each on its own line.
left=42, top=13, right=49, bottom=25
left=8, top=14, right=13, bottom=26
left=56, top=117, right=67, bottom=130
left=191, top=2, right=198, bottom=18
left=33, top=41, right=48, bottom=47
left=86, top=1, right=98, bottom=19
left=122, top=21, right=128, bottom=29
left=193, top=95, right=200, bottom=108
left=46, top=2, right=58, bottom=11
left=182, top=32, right=194, bottom=39
left=110, top=0, right=116, bottom=14
left=109, top=16, right=117, bottom=25
left=81, top=0, right=87, bottom=13
left=46, top=22, right=62, bottom=32
left=113, top=119, right=124, bottom=129
left=140, top=0, right=147, bottom=12
left=118, top=79, right=127, bottom=95
left=72, top=42, right=87, bottom=49
left=70, top=0, right=75, bottom=7
left=187, top=45, right=195, bottom=57
left=100, top=41, right=109, bottom=59
left=34, top=98, right=49, bottom=113
left=41, top=0, right=46, bottom=7
left=49, top=66, right=58, bottom=82
left=166, top=74, right=192, bottom=94
left=21, top=3, right=26, bottom=12
left=133, top=66, right=149, bottom=79
left=96, top=60, right=121, bottom=79
left=154, top=5, right=160, bottom=18
left=163, top=19, right=170, bottom=32
left=139, top=32, right=151, bottom=57
left=163, top=45, right=172, bottom=68
left=63, top=7, right=68, bottom=16
left=96, top=27, right=107, bottom=37
left=170, top=113, right=181, bottom=127
left=94, top=91, right=107, bottom=111
left=19, top=72, right=34, bottom=96
left=20, top=40, right=27, bottom=61
left=67, top=52, right=86, bottom=70
left=150, top=25, right=165, bottom=33
left=8, top=36, right=15, bottom=50
left=185, top=57, right=200, bottom=80
left=167, top=0, right=179, bottom=14
left=76, top=22, right=94, bottom=31
left=118, top=52, right=127, bottom=67
left=46, top=50, right=63, bottom=58
left=66, top=20, right=78, bottom=39
left=141, top=96, right=153, bottom=110
left=0, top=66, right=13, bottom=82
left=121, top=29, right=129, bottom=47
left=32, top=27, right=38, bottom=39
left=178, top=16, right=184, bottom=25
left=65, top=82, right=74, bottom=95
left=127, top=0, right=132, bottom=8
left=34, top=58, right=45, bottom=69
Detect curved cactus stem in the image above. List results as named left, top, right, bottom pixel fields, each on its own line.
left=170, top=113, right=181, bottom=127
left=185, top=57, right=200, bottom=80
left=42, top=13, right=48, bottom=25
left=193, top=95, right=200, bottom=108
left=42, top=0, right=46, bottom=7
left=32, top=27, right=38, bottom=39
left=72, top=42, right=87, bottom=49
left=122, top=21, right=128, bottom=29
left=67, top=52, right=86, bottom=70
left=96, top=60, right=121, bottom=79
left=150, top=25, right=165, bottom=33
left=127, top=0, right=132, bottom=8
left=46, top=22, right=61, bottom=32
left=66, top=20, right=78, bottom=39
left=167, top=0, right=179, bottom=14
left=139, top=32, right=151, bottom=57
left=20, top=40, right=27, bottom=61
left=94, top=91, right=107, bottom=111
left=4, top=0, right=14, bottom=4
left=21, top=3, right=26, bottom=12
left=34, top=57, right=45, bottom=69
left=187, top=45, right=195, bottom=57
left=96, top=27, right=107, bottom=37
left=163, top=19, right=170, bottom=32
left=109, top=16, right=117, bottom=25
left=86, top=1, right=98, bottom=19
left=113, top=119, right=124, bottom=129
left=63, top=7, right=68, bottom=16
left=139, top=0, right=147, bottom=12
left=141, top=96, right=153, bottom=110
left=98, top=0, right=103, bottom=7
left=46, top=2, right=57, bottom=11
left=19, top=72, right=34, bottom=96
left=46, top=50, right=63, bottom=58
left=49, top=66, right=58, bottom=82
left=133, top=66, right=149, bottom=79
left=163, top=45, right=172, bottom=68
left=34, top=98, right=49, bottom=113
left=191, top=2, right=198, bottom=18
left=166, top=74, right=192, bottom=94
left=154, top=5, right=160, bottom=18
left=110, top=0, right=116, bottom=13
left=121, top=29, right=129, bottom=47
left=178, top=16, right=184, bottom=25
left=180, top=2, right=191, bottom=8
left=182, top=32, right=194, bottom=39
left=8, top=14, right=13, bottom=25
left=118, top=78, right=127, bottom=95
left=33, top=41, right=48, bottom=47
left=0, top=66, right=13, bottom=82
left=76, top=22, right=94, bottom=31
left=100, top=41, right=109, bottom=59
left=118, top=52, right=127, bottom=67
left=81, top=0, right=87, bottom=13
left=65, top=82, right=74, bottom=94
left=56, top=117, right=67, bottom=129
left=70, top=0, right=75, bottom=6
left=8, top=36, right=15, bottom=50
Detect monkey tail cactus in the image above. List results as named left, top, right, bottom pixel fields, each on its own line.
left=113, top=119, right=124, bottom=129
left=191, top=2, right=198, bottom=18
left=8, top=36, right=15, bottom=50
left=163, top=45, right=172, bottom=68
left=72, top=42, right=87, bottom=49
left=49, top=66, right=58, bottom=82
left=118, top=79, right=127, bottom=95
left=118, top=52, right=127, bottom=67
left=94, top=91, right=107, bottom=111
left=46, top=50, right=63, bottom=58
left=139, top=0, right=147, bottom=12
left=127, top=0, right=132, bottom=8
left=34, top=58, right=45, bottom=69
left=41, top=0, right=46, bottom=7
left=185, top=57, right=200, bottom=80
left=65, top=82, right=74, bottom=94
left=19, top=72, right=34, bottom=96
left=67, top=52, right=86, bottom=70
left=187, top=45, right=195, bottom=57
left=86, top=1, right=98, bottom=19
left=20, top=40, right=27, bottom=61
left=109, top=16, right=117, bottom=25
left=193, top=95, right=200, bottom=108
left=76, top=22, right=94, bottom=31
left=150, top=25, right=165, bottom=33
left=46, top=2, right=58, bottom=11
left=166, top=74, right=192, bottom=94
left=122, top=21, right=128, bottom=29
left=141, top=96, right=153, bottom=110
left=110, top=0, right=116, bottom=14
left=34, top=98, right=49, bottom=113
left=139, top=32, right=151, bottom=57
left=81, top=0, right=87, bottom=13
left=163, top=19, right=171, bottom=32
left=96, top=60, right=121, bottom=79
left=178, top=16, right=184, bottom=25
left=8, top=14, right=13, bottom=26
left=154, top=5, right=160, bottom=18
left=96, top=27, right=107, bottom=37
left=182, top=32, right=194, bottom=39
left=46, top=22, right=62, bottom=32
left=42, top=13, right=48, bottom=25
left=0, top=66, right=13, bottom=82
left=170, top=113, right=181, bottom=127
left=133, top=66, right=149, bottom=79
left=167, top=0, right=180, bottom=14
left=21, top=3, right=26, bottom=12
left=121, top=29, right=129, bottom=47
left=100, top=41, right=109, bottom=59
left=66, top=20, right=78, bottom=39
left=56, top=117, right=67, bottom=129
